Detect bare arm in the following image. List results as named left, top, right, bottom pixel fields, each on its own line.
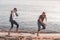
left=39, top=18, right=47, bottom=26
left=39, top=19, right=44, bottom=24
left=45, top=16, right=47, bottom=22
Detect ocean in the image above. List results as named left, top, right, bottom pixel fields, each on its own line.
left=0, top=3, right=60, bottom=32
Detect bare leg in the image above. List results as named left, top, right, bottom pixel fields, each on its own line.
left=8, top=27, right=12, bottom=36
left=8, top=22, right=13, bottom=36
left=37, top=31, right=39, bottom=36
left=16, top=24, right=19, bottom=33
left=37, top=30, right=40, bottom=36
left=16, top=28, right=19, bottom=33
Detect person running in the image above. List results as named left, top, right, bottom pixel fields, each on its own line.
left=37, top=12, right=47, bottom=36
left=8, top=8, right=19, bottom=36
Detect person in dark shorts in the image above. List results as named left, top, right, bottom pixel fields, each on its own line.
left=8, top=8, right=19, bottom=36
left=37, top=12, right=47, bottom=36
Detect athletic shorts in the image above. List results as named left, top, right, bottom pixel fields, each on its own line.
left=37, top=21, right=46, bottom=31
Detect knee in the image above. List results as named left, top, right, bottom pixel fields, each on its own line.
left=11, top=25, right=13, bottom=28
left=43, top=26, right=46, bottom=29
left=38, top=29, right=40, bottom=31
left=17, top=24, right=19, bottom=28
left=38, top=27, right=40, bottom=31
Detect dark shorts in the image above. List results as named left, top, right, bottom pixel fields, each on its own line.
left=10, top=20, right=19, bottom=28
left=37, top=21, right=46, bottom=31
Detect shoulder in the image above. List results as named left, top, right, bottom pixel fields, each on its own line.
left=40, top=15, right=42, bottom=17
left=39, top=15, right=42, bottom=18
left=40, top=15, right=42, bottom=16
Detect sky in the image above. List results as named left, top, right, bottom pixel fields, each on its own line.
left=0, top=0, right=60, bottom=22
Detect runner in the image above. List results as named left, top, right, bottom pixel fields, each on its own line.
left=8, top=8, right=19, bottom=36
left=37, top=12, right=47, bottom=36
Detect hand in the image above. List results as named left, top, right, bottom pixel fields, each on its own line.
left=16, top=13, right=18, bottom=16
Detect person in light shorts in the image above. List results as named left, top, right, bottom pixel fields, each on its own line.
left=37, top=12, right=47, bottom=36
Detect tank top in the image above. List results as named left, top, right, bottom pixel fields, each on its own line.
left=38, top=15, right=46, bottom=22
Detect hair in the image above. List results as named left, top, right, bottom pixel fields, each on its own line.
left=14, top=8, right=17, bottom=11
left=42, top=12, right=45, bottom=14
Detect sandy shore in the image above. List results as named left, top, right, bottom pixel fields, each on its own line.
left=0, top=32, right=60, bottom=40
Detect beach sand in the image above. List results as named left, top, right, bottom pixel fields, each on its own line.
left=0, top=32, right=60, bottom=40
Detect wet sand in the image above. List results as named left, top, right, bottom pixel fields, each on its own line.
left=0, top=32, right=60, bottom=40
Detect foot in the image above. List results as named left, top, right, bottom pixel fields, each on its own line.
left=5, top=35, right=11, bottom=37
left=15, top=30, right=20, bottom=33
left=8, top=32, right=10, bottom=36
left=37, top=33, right=39, bottom=36
left=15, top=28, right=19, bottom=33
left=37, top=32, right=40, bottom=36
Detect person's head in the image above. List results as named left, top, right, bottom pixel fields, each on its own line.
left=13, top=8, right=17, bottom=12
left=42, top=12, right=45, bottom=16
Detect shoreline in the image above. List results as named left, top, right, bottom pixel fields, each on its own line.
left=0, top=32, right=60, bottom=40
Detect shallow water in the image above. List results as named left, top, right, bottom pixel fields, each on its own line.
left=0, top=4, right=60, bottom=32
